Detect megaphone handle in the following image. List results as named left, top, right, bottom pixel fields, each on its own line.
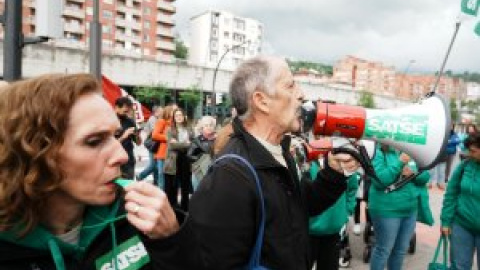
left=331, top=146, right=383, bottom=184
left=384, top=171, right=421, bottom=193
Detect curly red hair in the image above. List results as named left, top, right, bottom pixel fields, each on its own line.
left=0, top=73, right=101, bottom=235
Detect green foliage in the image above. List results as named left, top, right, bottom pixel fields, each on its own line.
left=133, top=84, right=169, bottom=105
left=174, top=39, right=188, bottom=59
left=357, top=90, right=376, bottom=108
left=442, top=70, right=480, bottom=83
left=450, top=98, right=459, bottom=123
left=287, top=59, right=333, bottom=75
left=178, top=85, right=202, bottom=110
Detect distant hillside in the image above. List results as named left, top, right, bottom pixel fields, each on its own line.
left=287, top=59, right=333, bottom=75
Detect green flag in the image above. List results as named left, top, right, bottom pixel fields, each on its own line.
left=461, top=0, right=480, bottom=16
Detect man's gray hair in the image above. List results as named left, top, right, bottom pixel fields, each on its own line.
left=229, top=56, right=283, bottom=119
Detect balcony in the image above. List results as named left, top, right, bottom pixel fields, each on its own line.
left=64, top=23, right=83, bottom=34
left=129, top=35, right=142, bottom=45
left=156, top=14, right=174, bottom=25
left=157, top=1, right=176, bottom=13
left=115, top=33, right=141, bottom=44
left=25, top=0, right=36, bottom=8
left=156, top=27, right=173, bottom=37
left=117, top=5, right=141, bottom=16
left=67, top=0, right=85, bottom=3
left=63, top=8, right=85, bottom=19
left=115, top=32, right=126, bottom=41
left=115, top=18, right=126, bottom=28
left=25, top=16, right=36, bottom=24
left=130, top=21, right=142, bottom=31
left=156, top=40, right=175, bottom=51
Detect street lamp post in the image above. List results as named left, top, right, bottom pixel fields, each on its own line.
left=211, top=39, right=251, bottom=115
left=403, top=59, right=415, bottom=75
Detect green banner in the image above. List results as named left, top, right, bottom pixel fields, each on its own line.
left=95, top=235, right=150, bottom=270
left=365, top=114, right=428, bottom=145
left=461, top=0, right=479, bottom=16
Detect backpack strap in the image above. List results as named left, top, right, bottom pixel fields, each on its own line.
left=209, top=154, right=266, bottom=268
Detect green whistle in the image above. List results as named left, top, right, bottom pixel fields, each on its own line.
left=113, top=178, right=134, bottom=188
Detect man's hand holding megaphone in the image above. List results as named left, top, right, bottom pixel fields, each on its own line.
left=326, top=151, right=361, bottom=175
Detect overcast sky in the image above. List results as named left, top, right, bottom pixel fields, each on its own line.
left=174, top=0, right=480, bottom=74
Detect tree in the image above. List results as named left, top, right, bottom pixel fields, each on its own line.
left=178, top=85, right=202, bottom=116
left=286, top=59, right=333, bottom=75
left=450, top=98, right=459, bottom=123
left=174, top=39, right=188, bottom=59
left=357, top=90, right=376, bottom=108
left=133, top=84, right=169, bottom=106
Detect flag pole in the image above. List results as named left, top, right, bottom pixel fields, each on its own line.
left=431, top=21, right=462, bottom=94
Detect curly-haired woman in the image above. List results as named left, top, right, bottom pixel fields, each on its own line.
left=0, top=74, right=193, bottom=269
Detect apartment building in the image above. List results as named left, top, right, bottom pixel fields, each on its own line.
left=396, top=74, right=465, bottom=101
left=0, top=0, right=177, bottom=61
left=333, top=55, right=466, bottom=100
left=189, top=10, right=263, bottom=70
left=332, top=55, right=396, bottom=96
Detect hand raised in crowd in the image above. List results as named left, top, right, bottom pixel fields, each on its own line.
left=124, top=181, right=180, bottom=239
left=327, top=152, right=360, bottom=175
left=399, top=153, right=411, bottom=164
left=401, top=165, right=415, bottom=177
left=119, top=127, right=136, bottom=141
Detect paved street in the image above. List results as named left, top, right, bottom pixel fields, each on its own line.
left=133, top=144, right=476, bottom=269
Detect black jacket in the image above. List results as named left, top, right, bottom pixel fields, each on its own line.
left=187, top=134, right=215, bottom=161
left=0, top=206, right=195, bottom=270
left=189, top=118, right=347, bottom=270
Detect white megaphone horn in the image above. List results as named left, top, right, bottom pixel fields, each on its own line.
left=301, top=93, right=451, bottom=171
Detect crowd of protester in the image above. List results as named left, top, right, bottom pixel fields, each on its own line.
left=0, top=56, right=479, bottom=270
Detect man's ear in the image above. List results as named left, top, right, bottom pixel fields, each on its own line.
left=252, top=91, right=270, bottom=114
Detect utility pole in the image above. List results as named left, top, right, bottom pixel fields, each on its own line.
left=89, top=0, right=102, bottom=80
left=2, top=0, right=23, bottom=81
left=0, top=0, right=52, bottom=82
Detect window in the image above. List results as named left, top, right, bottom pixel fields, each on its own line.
left=212, top=27, right=218, bottom=37
left=144, top=21, right=151, bottom=29
left=103, top=0, right=113, bottom=4
left=234, top=18, right=245, bottom=30
left=102, top=39, right=113, bottom=47
left=232, top=33, right=245, bottom=42
left=144, top=7, right=151, bottom=15
left=233, top=46, right=245, bottom=55
left=103, top=10, right=113, bottom=19
left=210, top=40, right=218, bottom=50
left=224, top=31, right=229, bottom=38
left=212, top=13, right=219, bottom=25
left=210, top=52, right=218, bottom=62
left=143, top=34, right=150, bottom=42
left=102, top=25, right=111, bottom=34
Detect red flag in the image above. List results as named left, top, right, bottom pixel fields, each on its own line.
left=101, top=75, right=151, bottom=122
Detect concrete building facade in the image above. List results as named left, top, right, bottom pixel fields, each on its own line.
left=0, top=0, right=177, bottom=61
left=188, top=10, right=263, bottom=70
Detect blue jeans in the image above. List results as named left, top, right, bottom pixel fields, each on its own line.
left=370, top=213, right=416, bottom=270
left=451, top=223, right=480, bottom=270
left=429, top=162, right=446, bottom=184
left=156, top=159, right=165, bottom=190
left=137, top=151, right=158, bottom=184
